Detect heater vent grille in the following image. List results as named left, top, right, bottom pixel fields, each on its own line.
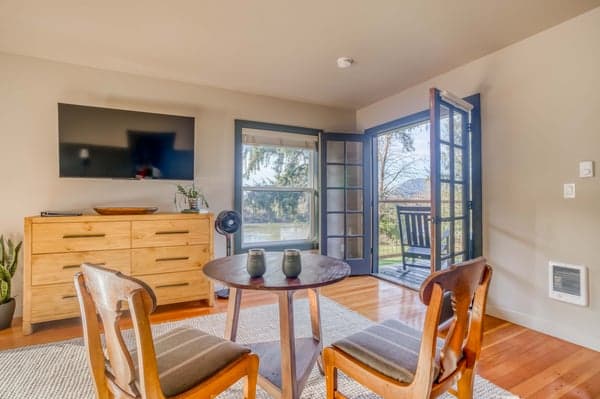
left=549, top=262, right=588, bottom=306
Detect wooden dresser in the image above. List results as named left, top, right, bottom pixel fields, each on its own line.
left=23, top=213, right=214, bottom=335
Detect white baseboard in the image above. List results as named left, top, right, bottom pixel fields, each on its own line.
left=486, top=305, right=600, bottom=352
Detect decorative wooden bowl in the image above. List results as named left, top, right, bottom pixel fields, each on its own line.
left=93, top=207, right=159, bottom=215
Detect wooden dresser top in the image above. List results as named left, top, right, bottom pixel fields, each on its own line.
left=25, top=212, right=214, bottom=224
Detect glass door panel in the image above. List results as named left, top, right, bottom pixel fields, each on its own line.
left=321, top=133, right=371, bottom=275
left=430, top=88, right=471, bottom=271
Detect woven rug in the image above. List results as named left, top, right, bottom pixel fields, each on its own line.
left=0, top=297, right=515, bottom=398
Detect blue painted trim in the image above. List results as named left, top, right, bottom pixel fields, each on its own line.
left=233, top=119, right=322, bottom=255
left=364, top=110, right=430, bottom=137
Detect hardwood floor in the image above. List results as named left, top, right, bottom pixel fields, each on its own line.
left=1, top=276, right=598, bottom=398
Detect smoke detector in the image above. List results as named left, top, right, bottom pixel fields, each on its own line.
left=336, top=57, right=354, bottom=69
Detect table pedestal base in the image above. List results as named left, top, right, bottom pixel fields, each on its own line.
left=225, top=288, right=323, bottom=399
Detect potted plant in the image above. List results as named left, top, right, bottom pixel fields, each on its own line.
left=0, top=235, right=22, bottom=330
left=176, top=184, right=209, bottom=213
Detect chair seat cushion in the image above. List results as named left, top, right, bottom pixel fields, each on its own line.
left=332, top=319, right=443, bottom=383
left=148, top=327, right=250, bottom=397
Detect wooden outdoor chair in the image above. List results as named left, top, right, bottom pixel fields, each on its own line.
left=74, top=263, right=259, bottom=399
left=396, top=206, right=432, bottom=270
left=323, top=257, right=492, bottom=399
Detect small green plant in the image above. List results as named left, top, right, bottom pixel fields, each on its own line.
left=0, top=236, right=22, bottom=304
left=176, top=184, right=209, bottom=208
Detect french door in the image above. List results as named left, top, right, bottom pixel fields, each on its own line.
left=320, top=133, right=372, bottom=275
left=430, top=88, right=480, bottom=271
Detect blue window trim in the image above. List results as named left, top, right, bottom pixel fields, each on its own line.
left=364, top=109, right=430, bottom=137
left=234, top=119, right=322, bottom=254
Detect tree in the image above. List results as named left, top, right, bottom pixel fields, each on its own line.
left=242, top=145, right=312, bottom=224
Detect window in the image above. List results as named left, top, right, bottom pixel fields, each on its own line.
left=234, top=121, right=320, bottom=253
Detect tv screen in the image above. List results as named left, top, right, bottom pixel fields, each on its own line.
left=58, top=103, right=195, bottom=180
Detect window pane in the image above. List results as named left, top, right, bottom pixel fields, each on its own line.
left=440, top=105, right=450, bottom=142
left=454, top=112, right=463, bottom=145
left=454, top=147, right=463, bottom=181
left=346, top=214, right=363, bottom=235
left=242, top=144, right=312, bottom=188
left=327, top=165, right=344, bottom=187
left=327, top=213, right=344, bottom=236
left=346, top=142, right=363, bottom=163
left=327, top=238, right=344, bottom=259
left=347, top=237, right=363, bottom=259
left=440, top=221, right=451, bottom=257
left=440, top=144, right=450, bottom=180
left=327, top=189, right=344, bottom=212
left=327, top=141, right=345, bottom=163
left=441, top=182, right=451, bottom=218
left=454, top=219, right=465, bottom=253
left=455, top=184, right=464, bottom=217
left=346, top=165, right=362, bottom=188
left=346, top=190, right=363, bottom=211
left=242, top=190, right=311, bottom=244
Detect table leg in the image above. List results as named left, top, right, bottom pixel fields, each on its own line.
left=308, top=288, right=324, bottom=374
left=225, top=287, right=242, bottom=341
left=278, top=291, right=298, bottom=399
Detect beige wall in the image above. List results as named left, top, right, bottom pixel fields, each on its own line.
left=0, top=52, right=355, bottom=315
left=357, top=8, right=600, bottom=350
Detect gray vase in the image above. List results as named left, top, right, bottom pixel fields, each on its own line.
left=0, top=298, right=16, bottom=330
left=282, top=249, right=302, bottom=278
left=246, top=249, right=266, bottom=278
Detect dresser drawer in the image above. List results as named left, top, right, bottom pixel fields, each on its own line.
left=131, top=245, right=210, bottom=275
left=141, top=271, right=209, bottom=304
left=31, top=250, right=131, bottom=286
left=30, top=283, right=80, bottom=322
left=131, top=219, right=210, bottom=248
left=31, top=222, right=131, bottom=254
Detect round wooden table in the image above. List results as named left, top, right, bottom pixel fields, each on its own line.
left=203, top=252, right=350, bottom=399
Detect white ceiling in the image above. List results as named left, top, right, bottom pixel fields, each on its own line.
left=1, top=0, right=598, bottom=109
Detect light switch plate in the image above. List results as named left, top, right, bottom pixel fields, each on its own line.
left=579, top=161, right=595, bottom=178
left=564, top=183, right=576, bottom=199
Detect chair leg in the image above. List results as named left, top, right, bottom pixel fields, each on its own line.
left=243, top=354, right=259, bottom=399
left=456, top=368, right=475, bottom=399
left=324, top=347, right=337, bottom=399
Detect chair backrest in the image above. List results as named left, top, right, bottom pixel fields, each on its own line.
left=418, top=257, right=492, bottom=382
left=396, top=206, right=431, bottom=249
left=74, top=263, right=161, bottom=399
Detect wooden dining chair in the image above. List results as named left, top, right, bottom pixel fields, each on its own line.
left=74, top=263, right=259, bottom=399
left=323, top=257, right=492, bottom=399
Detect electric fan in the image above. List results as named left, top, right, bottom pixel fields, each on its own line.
left=214, top=210, right=242, bottom=299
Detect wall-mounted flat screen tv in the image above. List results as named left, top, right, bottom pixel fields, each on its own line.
left=58, top=103, right=195, bottom=180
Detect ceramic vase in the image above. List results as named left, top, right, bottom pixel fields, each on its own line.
left=246, top=248, right=266, bottom=278
left=282, top=249, right=302, bottom=278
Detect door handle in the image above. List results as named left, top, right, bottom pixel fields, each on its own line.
left=62, top=262, right=105, bottom=270
left=155, top=282, right=190, bottom=289
left=155, top=230, right=189, bottom=235
left=63, top=233, right=106, bottom=239
left=62, top=295, right=77, bottom=300
left=155, top=257, right=189, bottom=262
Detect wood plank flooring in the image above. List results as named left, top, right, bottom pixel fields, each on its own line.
left=1, top=276, right=598, bottom=398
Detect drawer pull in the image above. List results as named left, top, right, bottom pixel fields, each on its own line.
left=155, top=256, right=190, bottom=262
left=63, top=233, right=106, bottom=239
left=156, top=282, right=190, bottom=289
left=62, top=295, right=77, bottom=300
left=155, top=230, right=189, bottom=235
left=62, top=262, right=105, bottom=270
